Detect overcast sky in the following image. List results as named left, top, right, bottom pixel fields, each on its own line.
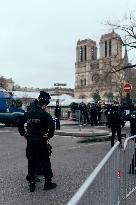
left=0, top=0, right=135, bottom=89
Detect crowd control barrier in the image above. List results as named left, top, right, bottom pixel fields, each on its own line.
left=66, top=135, right=136, bottom=205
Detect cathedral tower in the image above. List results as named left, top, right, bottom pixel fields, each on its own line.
left=99, top=30, right=122, bottom=60
left=75, top=39, right=98, bottom=98
left=74, top=31, right=127, bottom=100
left=99, top=30, right=125, bottom=96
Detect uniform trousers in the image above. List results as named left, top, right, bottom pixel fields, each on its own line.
left=111, top=125, right=121, bottom=147
left=26, top=137, right=53, bottom=183
left=55, top=118, right=60, bottom=130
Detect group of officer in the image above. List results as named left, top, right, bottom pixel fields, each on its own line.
left=79, top=102, right=100, bottom=126
left=18, top=91, right=57, bottom=192
left=18, top=91, right=136, bottom=192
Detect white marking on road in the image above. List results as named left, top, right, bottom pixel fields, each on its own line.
left=68, top=142, right=105, bottom=150
left=0, top=130, right=14, bottom=132
left=55, top=135, right=74, bottom=138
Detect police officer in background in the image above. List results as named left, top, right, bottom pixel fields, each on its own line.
left=54, top=101, right=61, bottom=130
left=108, top=105, right=125, bottom=147
left=129, top=110, right=136, bottom=174
left=130, top=110, right=136, bottom=136
left=18, top=91, right=57, bottom=192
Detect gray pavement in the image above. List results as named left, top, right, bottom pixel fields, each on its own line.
left=0, top=126, right=110, bottom=205
left=0, top=120, right=131, bottom=205
left=55, top=120, right=130, bottom=141
left=58, top=120, right=111, bottom=139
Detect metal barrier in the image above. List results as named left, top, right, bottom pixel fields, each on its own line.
left=67, top=141, right=122, bottom=205
left=66, top=136, right=136, bottom=205
left=123, top=135, right=136, bottom=204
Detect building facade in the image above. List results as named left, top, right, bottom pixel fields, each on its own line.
left=74, top=30, right=129, bottom=100
left=13, top=86, right=74, bottom=97
left=0, top=76, right=14, bottom=91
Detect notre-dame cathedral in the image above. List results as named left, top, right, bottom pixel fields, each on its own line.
left=74, top=30, right=130, bottom=100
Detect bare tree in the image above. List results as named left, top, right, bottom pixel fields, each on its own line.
left=104, top=12, right=136, bottom=102
left=96, top=56, right=127, bottom=102
left=106, top=11, right=136, bottom=71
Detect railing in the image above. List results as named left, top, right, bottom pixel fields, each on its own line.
left=67, top=141, right=122, bottom=205
left=66, top=135, right=136, bottom=205
left=123, top=135, right=136, bottom=204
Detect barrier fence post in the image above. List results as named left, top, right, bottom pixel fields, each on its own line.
left=123, top=149, right=127, bottom=205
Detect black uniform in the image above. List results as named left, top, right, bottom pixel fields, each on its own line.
left=27, top=99, right=39, bottom=111
left=130, top=111, right=136, bottom=136
left=90, top=104, right=98, bottom=126
left=54, top=104, right=61, bottom=130
left=108, top=106, right=125, bottom=147
left=129, top=111, right=136, bottom=174
left=18, top=103, right=55, bottom=185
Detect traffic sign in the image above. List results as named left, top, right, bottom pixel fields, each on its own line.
left=124, top=83, right=132, bottom=93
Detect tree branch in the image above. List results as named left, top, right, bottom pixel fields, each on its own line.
left=111, top=64, right=136, bottom=73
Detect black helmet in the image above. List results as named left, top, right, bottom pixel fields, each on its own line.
left=38, top=91, right=51, bottom=105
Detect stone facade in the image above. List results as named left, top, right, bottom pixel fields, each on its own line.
left=0, top=76, right=14, bottom=91
left=74, top=30, right=129, bottom=100
left=6, top=78, right=14, bottom=91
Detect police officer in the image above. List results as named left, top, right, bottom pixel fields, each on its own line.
left=54, top=101, right=61, bottom=130
left=130, top=111, right=136, bottom=136
left=129, top=110, right=136, bottom=174
left=18, top=91, right=57, bottom=192
left=108, top=105, right=125, bottom=147
left=27, top=92, right=50, bottom=178
left=90, top=103, right=98, bottom=126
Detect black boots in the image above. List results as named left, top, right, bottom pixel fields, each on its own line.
left=27, top=177, right=57, bottom=192
left=29, top=181, right=57, bottom=192
left=26, top=175, right=40, bottom=182
left=44, top=181, right=57, bottom=190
